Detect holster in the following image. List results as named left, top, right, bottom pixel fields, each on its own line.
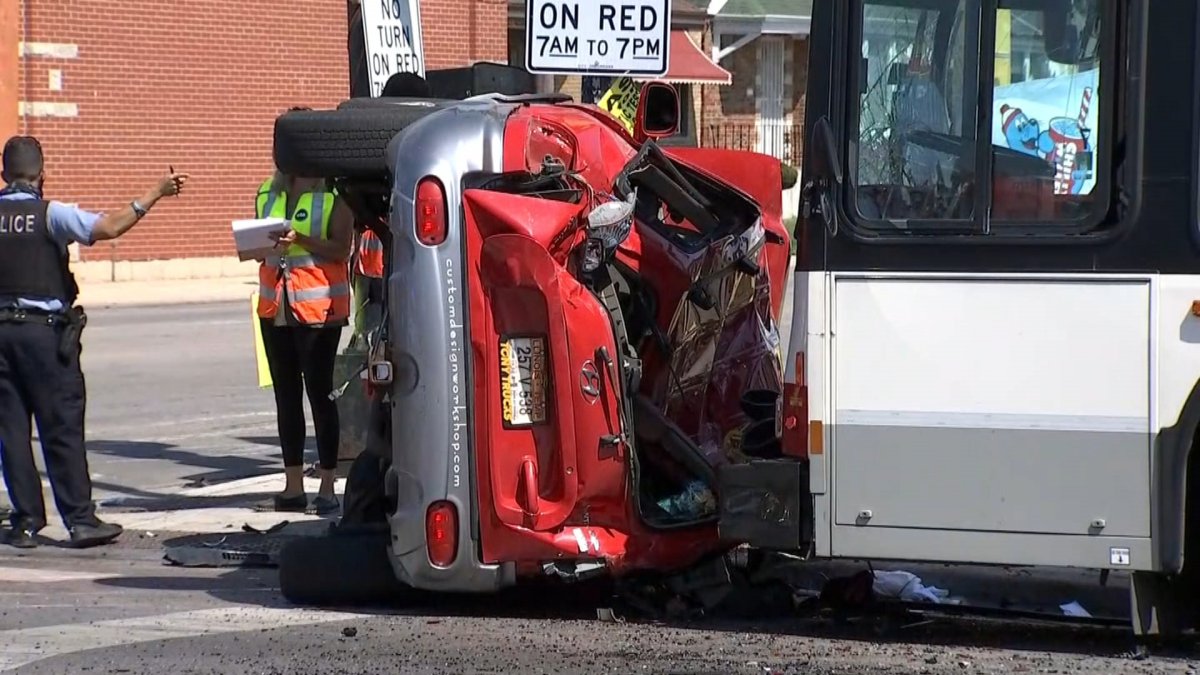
left=58, top=305, right=87, bottom=362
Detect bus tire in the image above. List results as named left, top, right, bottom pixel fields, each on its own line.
left=272, top=105, right=440, bottom=180
left=278, top=532, right=410, bottom=607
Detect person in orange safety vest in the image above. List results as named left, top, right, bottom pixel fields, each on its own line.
left=351, top=227, right=385, bottom=346
left=254, top=169, right=354, bottom=516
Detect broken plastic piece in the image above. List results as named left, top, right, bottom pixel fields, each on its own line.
left=1060, top=600, right=1092, bottom=618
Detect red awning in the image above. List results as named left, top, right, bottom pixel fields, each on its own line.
left=652, top=31, right=732, bottom=85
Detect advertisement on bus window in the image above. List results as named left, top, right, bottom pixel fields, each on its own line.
left=992, top=67, right=1099, bottom=197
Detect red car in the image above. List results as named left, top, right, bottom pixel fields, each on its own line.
left=273, top=76, right=797, bottom=603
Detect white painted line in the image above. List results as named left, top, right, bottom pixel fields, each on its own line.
left=179, top=473, right=347, bottom=497
left=85, top=411, right=276, bottom=436
left=0, top=606, right=372, bottom=672
left=0, top=567, right=117, bottom=584
left=18, top=102, right=79, bottom=118
left=18, top=42, right=79, bottom=58
left=103, top=507, right=325, bottom=533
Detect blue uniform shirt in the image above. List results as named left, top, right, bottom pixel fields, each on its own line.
left=0, top=191, right=101, bottom=312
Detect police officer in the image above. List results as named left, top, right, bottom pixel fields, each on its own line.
left=0, top=136, right=188, bottom=548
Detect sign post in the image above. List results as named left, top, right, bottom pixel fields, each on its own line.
left=361, top=0, right=426, bottom=97
left=525, top=0, right=671, bottom=78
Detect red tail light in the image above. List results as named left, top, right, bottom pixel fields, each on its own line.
left=415, top=177, right=447, bottom=246
left=426, top=501, right=458, bottom=567
left=781, top=351, right=809, bottom=458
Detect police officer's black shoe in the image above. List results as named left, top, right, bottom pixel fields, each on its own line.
left=6, top=523, right=38, bottom=549
left=67, top=520, right=123, bottom=549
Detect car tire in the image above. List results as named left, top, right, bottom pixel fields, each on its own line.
left=336, top=96, right=454, bottom=110
left=273, top=105, right=443, bottom=180
left=278, top=532, right=411, bottom=606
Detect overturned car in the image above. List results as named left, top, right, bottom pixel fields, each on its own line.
left=273, top=81, right=800, bottom=602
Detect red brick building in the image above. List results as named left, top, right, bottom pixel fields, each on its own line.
left=1, top=0, right=506, bottom=263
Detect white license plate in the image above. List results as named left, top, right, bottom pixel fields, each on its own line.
left=499, top=335, right=548, bottom=427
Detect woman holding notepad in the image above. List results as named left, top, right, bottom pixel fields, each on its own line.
left=253, top=164, right=354, bottom=516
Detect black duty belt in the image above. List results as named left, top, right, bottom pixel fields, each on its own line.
left=0, top=308, right=66, bottom=325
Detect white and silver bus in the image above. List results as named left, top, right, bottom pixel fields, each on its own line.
left=758, top=0, right=1200, bottom=636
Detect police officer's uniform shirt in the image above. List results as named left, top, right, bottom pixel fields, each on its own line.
left=0, top=191, right=99, bottom=313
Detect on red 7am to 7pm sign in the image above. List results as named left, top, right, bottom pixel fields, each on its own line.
left=525, top=0, right=671, bottom=78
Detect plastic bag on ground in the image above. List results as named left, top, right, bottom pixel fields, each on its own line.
left=872, top=570, right=950, bottom=604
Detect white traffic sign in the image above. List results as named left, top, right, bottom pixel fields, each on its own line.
left=525, top=0, right=671, bottom=77
left=361, top=0, right=426, bottom=96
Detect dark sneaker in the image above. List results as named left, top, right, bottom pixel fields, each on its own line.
left=68, top=520, right=123, bottom=549
left=254, top=492, right=308, bottom=513
left=6, top=523, right=38, bottom=549
left=306, top=495, right=340, bottom=516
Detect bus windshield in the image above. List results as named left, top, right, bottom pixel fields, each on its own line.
left=851, top=0, right=1106, bottom=229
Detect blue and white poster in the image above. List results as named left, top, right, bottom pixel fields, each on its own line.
left=993, top=67, right=1099, bottom=196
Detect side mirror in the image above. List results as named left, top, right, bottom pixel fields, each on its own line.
left=810, top=116, right=843, bottom=186
left=634, top=81, right=679, bottom=142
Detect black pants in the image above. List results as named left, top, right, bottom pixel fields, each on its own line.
left=260, top=321, right=343, bottom=470
left=0, top=320, right=96, bottom=530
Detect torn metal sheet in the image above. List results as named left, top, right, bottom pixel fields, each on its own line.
left=163, top=533, right=301, bottom=568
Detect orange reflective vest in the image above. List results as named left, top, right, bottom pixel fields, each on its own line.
left=255, top=179, right=350, bottom=325
left=354, top=229, right=384, bottom=279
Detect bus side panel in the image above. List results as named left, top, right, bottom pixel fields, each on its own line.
left=826, top=273, right=1154, bottom=570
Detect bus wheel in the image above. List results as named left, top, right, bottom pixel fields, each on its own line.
left=278, top=532, right=410, bottom=607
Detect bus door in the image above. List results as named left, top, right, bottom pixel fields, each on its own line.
left=799, top=0, right=1157, bottom=571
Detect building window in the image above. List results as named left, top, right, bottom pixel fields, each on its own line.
left=848, top=0, right=1112, bottom=235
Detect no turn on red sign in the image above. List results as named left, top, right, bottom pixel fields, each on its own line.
left=525, top=0, right=672, bottom=78
left=361, top=0, right=426, bottom=96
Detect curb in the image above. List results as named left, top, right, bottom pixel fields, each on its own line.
left=76, top=277, right=260, bottom=309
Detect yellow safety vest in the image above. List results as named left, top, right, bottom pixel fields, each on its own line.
left=255, top=178, right=350, bottom=325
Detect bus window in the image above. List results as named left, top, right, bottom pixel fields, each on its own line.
left=853, top=0, right=978, bottom=225
left=848, top=0, right=1112, bottom=235
left=991, top=1, right=1103, bottom=223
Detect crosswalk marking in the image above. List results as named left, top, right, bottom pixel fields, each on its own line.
left=0, top=606, right=373, bottom=672
left=0, top=567, right=116, bottom=584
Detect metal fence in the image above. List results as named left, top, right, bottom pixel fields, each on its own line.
left=701, top=122, right=805, bottom=167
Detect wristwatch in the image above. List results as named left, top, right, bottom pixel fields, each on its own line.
left=130, top=200, right=147, bottom=219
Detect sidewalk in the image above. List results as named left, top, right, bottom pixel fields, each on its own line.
left=76, top=276, right=260, bottom=309
left=13, top=473, right=347, bottom=544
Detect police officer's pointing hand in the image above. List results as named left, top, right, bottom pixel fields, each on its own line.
left=158, top=172, right=189, bottom=198
left=88, top=168, right=190, bottom=242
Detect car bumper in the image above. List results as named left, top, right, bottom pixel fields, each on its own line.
left=383, top=98, right=518, bottom=593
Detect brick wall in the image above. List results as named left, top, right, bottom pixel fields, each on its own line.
left=700, top=32, right=760, bottom=150
left=14, top=0, right=506, bottom=262
left=790, top=37, right=810, bottom=165
left=423, top=0, right=508, bottom=69
left=701, top=34, right=810, bottom=168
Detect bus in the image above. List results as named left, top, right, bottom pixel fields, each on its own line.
left=765, top=0, right=1196, bottom=636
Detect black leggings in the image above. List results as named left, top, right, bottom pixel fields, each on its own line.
left=260, top=321, right=343, bottom=470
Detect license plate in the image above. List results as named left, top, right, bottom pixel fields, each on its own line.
left=499, top=335, right=548, bottom=428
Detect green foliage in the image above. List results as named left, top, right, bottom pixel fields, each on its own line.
left=780, top=163, right=799, bottom=190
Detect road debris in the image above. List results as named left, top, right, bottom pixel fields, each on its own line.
left=872, top=570, right=952, bottom=604
left=1059, top=600, right=1091, bottom=618
left=596, top=608, right=625, bottom=623
left=242, top=521, right=290, bottom=535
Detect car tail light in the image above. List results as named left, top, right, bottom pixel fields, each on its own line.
left=426, top=501, right=458, bottom=567
left=781, top=351, right=808, bottom=458
left=415, top=177, right=447, bottom=246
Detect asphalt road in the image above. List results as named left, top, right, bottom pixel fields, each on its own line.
left=80, top=302, right=285, bottom=503
left=0, top=301, right=1196, bottom=673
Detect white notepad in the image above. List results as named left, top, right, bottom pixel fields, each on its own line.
left=231, top=217, right=288, bottom=261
